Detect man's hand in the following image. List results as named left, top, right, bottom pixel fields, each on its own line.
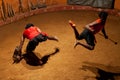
left=47, top=36, right=59, bottom=42
left=105, top=35, right=108, bottom=39
left=54, top=36, right=59, bottom=42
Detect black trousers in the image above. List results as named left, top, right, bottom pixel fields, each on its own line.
left=73, top=27, right=95, bottom=46
left=26, top=34, right=47, bottom=52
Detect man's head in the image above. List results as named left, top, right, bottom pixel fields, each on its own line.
left=25, top=23, right=34, bottom=29
left=99, top=11, right=108, bottom=20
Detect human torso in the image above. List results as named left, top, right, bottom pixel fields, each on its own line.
left=90, top=19, right=105, bottom=34
left=23, top=27, right=40, bottom=40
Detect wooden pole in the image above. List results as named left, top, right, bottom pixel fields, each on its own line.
left=18, top=0, right=24, bottom=13
left=0, top=6, right=5, bottom=20
left=1, top=0, right=7, bottom=20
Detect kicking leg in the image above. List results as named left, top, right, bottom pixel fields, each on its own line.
left=26, top=40, right=38, bottom=53
left=69, top=20, right=84, bottom=47
left=69, top=20, right=80, bottom=40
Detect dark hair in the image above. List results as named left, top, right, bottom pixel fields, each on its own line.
left=25, top=23, right=34, bottom=29
left=99, top=11, right=108, bottom=20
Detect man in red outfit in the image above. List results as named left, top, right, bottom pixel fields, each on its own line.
left=19, top=23, right=59, bottom=53
left=69, top=11, right=108, bottom=50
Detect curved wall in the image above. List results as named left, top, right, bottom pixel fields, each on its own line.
left=0, top=0, right=120, bottom=27
left=115, top=0, right=120, bottom=10
left=0, top=0, right=120, bottom=14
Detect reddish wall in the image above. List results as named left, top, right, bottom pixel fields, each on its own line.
left=0, top=0, right=119, bottom=13
left=0, top=0, right=120, bottom=20
left=115, top=0, right=120, bottom=10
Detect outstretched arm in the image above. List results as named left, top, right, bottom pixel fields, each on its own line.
left=102, top=27, right=108, bottom=39
left=19, top=36, right=25, bottom=50
left=47, top=36, right=59, bottom=42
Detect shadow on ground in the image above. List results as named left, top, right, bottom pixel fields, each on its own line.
left=23, top=48, right=59, bottom=66
left=15, top=48, right=60, bottom=66
left=81, top=62, right=120, bottom=80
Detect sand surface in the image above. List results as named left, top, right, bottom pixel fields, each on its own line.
left=0, top=10, right=120, bottom=80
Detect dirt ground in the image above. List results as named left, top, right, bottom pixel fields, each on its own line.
left=0, top=10, right=120, bottom=80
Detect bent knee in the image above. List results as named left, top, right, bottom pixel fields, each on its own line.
left=76, top=36, right=83, bottom=40
left=88, top=45, right=94, bottom=50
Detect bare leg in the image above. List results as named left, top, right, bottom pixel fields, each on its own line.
left=69, top=20, right=80, bottom=39
left=69, top=20, right=87, bottom=48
